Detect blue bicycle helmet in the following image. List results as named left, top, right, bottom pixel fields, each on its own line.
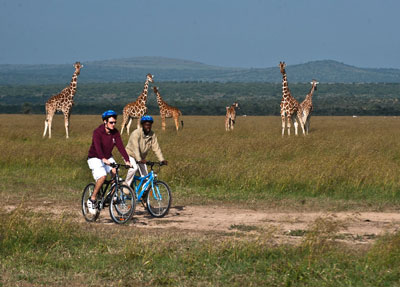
left=140, top=115, right=154, bottom=124
left=102, top=110, right=117, bottom=120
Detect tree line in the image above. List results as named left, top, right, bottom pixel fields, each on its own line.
left=1, top=82, right=400, bottom=116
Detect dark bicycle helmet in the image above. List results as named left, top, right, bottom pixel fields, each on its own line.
left=140, top=115, right=154, bottom=124
left=102, top=110, right=117, bottom=120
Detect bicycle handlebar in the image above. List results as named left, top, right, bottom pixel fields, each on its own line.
left=145, top=161, right=166, bottom=167
left=109, top=162, right=166, bottom=169
left=109, top=163, right=131, bottom=169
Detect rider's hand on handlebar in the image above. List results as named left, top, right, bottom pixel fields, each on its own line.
left=161, top=160, right=168, bottom=166
left=102, top=158, right=111, bottom=166
left=124, top=160, right=132, bottom=168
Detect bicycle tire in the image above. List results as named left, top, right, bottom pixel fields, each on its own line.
left=146, top=180, right=172, bottom=218
left=82, top=183, right=100, bottom=222
left=109, top=184, right=136, bottom=224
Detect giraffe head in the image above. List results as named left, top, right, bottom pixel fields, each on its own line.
left=233, top=102, right=240, bottom=109
left=73, top=62, right=83, bottom=75
left=279, top=61, right=286, bottom=74
left=146, top=73, right=154, bottom=83
left=310, top=79, right=319, bottom=90
left=153, top=86, right=159, bottom=94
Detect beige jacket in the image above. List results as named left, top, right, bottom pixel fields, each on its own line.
left=125, top=128, right=165, bottom=162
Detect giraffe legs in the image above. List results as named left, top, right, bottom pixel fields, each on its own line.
left=125, top=118, right=133, bottom=135
left=64, top=112, right=71, bottom=139
left=43, top=110, right=54, bottom=139
left=120, top=114, right=129, bottom=135
left=43, top=120, right=49, bottom=138
left=293, top=118, right=299, bottom=136
left=173, top=116, right=179, bottom=131
left=281, top=113, right=286, bottom=136
left=297, top=115, right=306, bottom=136
left=305, top=116, right=311, bottom=134
left=161, top=116, right=166, bottom=131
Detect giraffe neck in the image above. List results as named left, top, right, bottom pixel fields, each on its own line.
left=137, top=79, right=150, bottom=105
left=305, top=85, right=316, bottom=102
left=281, top=70, right=292, bottom=100
left=155, top=91, right=165, bottom=107
left=69, top=70, right=79, bottom=96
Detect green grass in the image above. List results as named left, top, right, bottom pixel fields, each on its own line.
left=1, top=114, right=400, bottom=285
left=1, top=208, right=399, bottom=286
left=1, top=114, right=400, bottom=209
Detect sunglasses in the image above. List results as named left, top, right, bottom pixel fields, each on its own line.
left=108, top=121, right=117, bottom=124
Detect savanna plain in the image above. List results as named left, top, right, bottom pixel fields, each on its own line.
left=1, top=114, right=400, bottom=286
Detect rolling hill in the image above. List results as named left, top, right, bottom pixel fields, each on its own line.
left=0, top=57, right=400, bottom=84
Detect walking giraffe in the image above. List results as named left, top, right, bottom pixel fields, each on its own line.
left=43, top=61, right=83, bottom=139
left=120, top=73, right=154, bottom=135
left=153, top=86, right=183, bottom=131
left=300, top=79, right=319, bottom=134
left=225, top=102, right=240, bottom=131
left=279, top=61, right=305, bottom=136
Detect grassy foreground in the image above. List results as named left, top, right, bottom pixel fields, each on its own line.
left=1, top=114, right=400, bottom=286
left=1, top=207, right=400, bottom=286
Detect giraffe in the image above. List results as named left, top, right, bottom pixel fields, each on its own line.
left=153, top=86, right=183, bottom=131
left=300, top=79, right=319, bottom=134
left=279, top=61, right=305, bottom=136
left=225, top=102, right=240, bottom=131
left=120, top=73, right=154, bottom=135
left=43, top=61, right=83, bottom=139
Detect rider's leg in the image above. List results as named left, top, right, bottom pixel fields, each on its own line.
left=91, top=175, right=106, bottom=201
left=138, top=163, right=148, bottom=177
left=125, top=156, right=139, bottom=186
left=87, top=157, right=115, bottom=201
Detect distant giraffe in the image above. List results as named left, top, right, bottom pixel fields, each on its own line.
left=300, top=79, right=319, bottom=134
left=43, top=62, right=83, bottom=139
left=153, top=86, right=183, bottom=131
left=225, top=102, right=240, bottom=131
left=279, top=61, right=305, bottom=136
left=120, top=73, right=154, bottom=135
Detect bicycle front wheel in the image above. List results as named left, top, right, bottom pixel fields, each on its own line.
left=82, top=183, right=100, bottom=222
left=146, top=180, right=172, bottom=218
left=109, top=184, right=136, bottom=224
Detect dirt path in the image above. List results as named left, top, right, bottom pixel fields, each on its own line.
left=5, top=203, right=400, bottom=245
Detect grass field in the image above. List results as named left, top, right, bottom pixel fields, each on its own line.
left=1, top=114, right=400, bottom=286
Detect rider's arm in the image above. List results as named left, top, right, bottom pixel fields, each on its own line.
left=114, top=131, right=130, bottom=163
left=151, top=134, right=165, bottom=162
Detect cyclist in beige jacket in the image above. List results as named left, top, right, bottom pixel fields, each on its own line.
left=125, top=115, right=167, bottom=186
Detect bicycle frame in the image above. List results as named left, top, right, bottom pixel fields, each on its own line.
left=132, top=171, right=155, bottom=202
left=97, top=166, right=124, bottom=210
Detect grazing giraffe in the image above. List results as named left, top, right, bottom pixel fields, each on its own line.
left=120, top=73, right=154, bottom=135
left=153, top=86, right=183, bottom=131
left=225, top=102, right=240, bottom=131
left=300, top=79, right=319, bottom=134
left=279, top=61, right=305, bottom=136
left=43, top=61, right=83, bottom=139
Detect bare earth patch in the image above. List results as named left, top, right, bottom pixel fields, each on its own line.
left=4, top=203, right=400, bottom=246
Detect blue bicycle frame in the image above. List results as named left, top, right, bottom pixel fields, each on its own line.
left=132, top=171, right=155, bottom=202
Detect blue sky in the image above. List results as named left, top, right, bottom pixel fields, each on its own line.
left=0, top=0, right=399, bottom=68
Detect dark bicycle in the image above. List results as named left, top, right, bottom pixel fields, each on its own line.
left=82, top=163, right=135, bottom=224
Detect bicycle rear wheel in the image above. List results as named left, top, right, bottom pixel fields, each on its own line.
left=109, top=184, right=136, bottom=224
left=82, top=183, right=100, bottom=222
left=146, top=180, right=172, bottom=218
